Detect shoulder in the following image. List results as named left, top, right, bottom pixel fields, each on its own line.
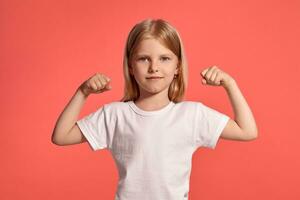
left=102, top=101, right=129, bottom=113
left=175, top=100, right=203, bottom=108
left=92, top=101, right=128, bottom=122
left=103, top=100, right=127, bottom=108
left=172, top=100, right=204, bottom=115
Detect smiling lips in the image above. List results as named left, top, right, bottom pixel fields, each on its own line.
left=146, top=76, right=163, bottom=79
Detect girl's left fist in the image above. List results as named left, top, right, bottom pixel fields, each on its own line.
left=200, top=65, right=234, bottom=87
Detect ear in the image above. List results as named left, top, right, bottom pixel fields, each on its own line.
left=128, top=59, right=134, bottom=75
left=128, top=66, right=133, bottom=75
left=175, top=65, right=179, bottom=75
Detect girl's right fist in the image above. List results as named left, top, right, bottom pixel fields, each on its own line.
left=79, top=73, right=112, bottom=96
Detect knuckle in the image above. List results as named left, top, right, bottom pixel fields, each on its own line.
left=100, top=76, right=106, bottom=82
left=98, top=78, right=105, bottom=85
left=96, top=73, right=103, bottom=78
left=97, top=82, right=104, bottom=89
left=91, top=83, right=96, bottom=90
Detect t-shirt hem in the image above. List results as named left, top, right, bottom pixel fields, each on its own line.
left=76, top=120, right=101, bottom=151
left=209, top=115, right=230, bottom=149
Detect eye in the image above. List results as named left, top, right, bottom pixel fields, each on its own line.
left=138, top=57, right=149, bottom=62
left=161, top=56, right=170, bottom=61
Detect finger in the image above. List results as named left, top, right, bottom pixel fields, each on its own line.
left=214, top=75, right=221, bottom=85
left=98, top=74, right=108, bottom=82
left=105, top=76, right=111, bottom=82
left=91, top=82, right=98, bottom=91
left=96, top=73, right=106, bottom=83
left=97, top=77, right=107, bottom=89
left=213, top=68, right=222, bottom=82
left=204, top=67, right=214, bottom=80
left=103, top=79, right=111, bottom=89
left=105, top=84, right=112, bottom=90
left=201, top=68, right=209, bottom=77
left=95, top=79, right=103, bottom=90
left=210, top=68, right=219, bottom=82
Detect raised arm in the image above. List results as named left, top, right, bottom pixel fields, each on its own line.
left=51, top=73, right=112, bottom=146
left=51, top=88, right=89, bottom=145
left=201, top=66, right=258, bottom=141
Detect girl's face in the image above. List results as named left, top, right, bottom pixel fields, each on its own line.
left=129, top=38, right=179, bottom=98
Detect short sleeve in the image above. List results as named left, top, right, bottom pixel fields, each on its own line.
left=76, top=105, right=109, bottom=151
left=194, top=102, right=230, bottom=149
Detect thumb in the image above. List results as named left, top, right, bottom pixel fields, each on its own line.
left=106, top=85, right=112, bottom=89
left=202, top=78, right=207, bottom=85
left=101, top=84, right=112, bottom=91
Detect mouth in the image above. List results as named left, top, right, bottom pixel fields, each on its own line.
left=146, top=77, right=163, bottom=79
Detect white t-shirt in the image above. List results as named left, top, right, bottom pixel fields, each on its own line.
left=76, top=100, right=230, bottom=200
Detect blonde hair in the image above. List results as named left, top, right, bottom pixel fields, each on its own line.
left=119, top=18, right=188, bottom=103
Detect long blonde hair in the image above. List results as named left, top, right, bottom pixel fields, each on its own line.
left=120, top=18, right=188, bottom=103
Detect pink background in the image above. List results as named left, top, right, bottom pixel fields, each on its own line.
left=1, top=0, right=299, bottom=199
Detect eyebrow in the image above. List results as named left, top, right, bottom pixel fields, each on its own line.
left=135, top=53, right=173, bottom=57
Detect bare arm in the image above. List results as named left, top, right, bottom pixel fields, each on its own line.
left=51, top=88, right=88, bottom=145
left=201, top=66, right=258, bottom=141
left=221, top=79, right=258, bottom=141
left=51, top=73, right=112, bottom=146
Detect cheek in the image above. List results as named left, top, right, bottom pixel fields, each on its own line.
left=130, top=63, right=142, bottom=74
left=166, top=64, right=178, bottom=75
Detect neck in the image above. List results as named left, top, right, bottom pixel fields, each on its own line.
left=134, top=89, right=171, bottom=111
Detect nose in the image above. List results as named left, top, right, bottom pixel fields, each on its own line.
left=148, top=60, right=159, bottom=72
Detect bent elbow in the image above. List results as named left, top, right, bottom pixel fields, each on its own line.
left=51, top=132, right=65, bottom=146
left=246, top=125, right=259, bottom=141
left=252, top=127, right=259, bottom=140
left=51, top=136, right=60, bottom=145
left=254, top=131, right=259, bottom=140
left=248, top=131, right=258, bottom=141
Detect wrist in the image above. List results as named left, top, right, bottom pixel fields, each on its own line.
left=222, top=77, right=236, bottom=91
left=77, top=87, right=89, bottom=98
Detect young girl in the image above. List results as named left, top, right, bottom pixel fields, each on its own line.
left=52, top=18, right=258, bottom=200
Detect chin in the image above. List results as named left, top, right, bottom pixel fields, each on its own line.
left=146, top=85, right=170, bottom=94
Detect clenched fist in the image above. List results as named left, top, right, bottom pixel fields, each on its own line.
left=201, top=65, right=234, bottom=88
left=79, top=73, right=112, bottom=96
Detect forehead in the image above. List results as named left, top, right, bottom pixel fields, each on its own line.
left=134, top=38, right=173, bottom=55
